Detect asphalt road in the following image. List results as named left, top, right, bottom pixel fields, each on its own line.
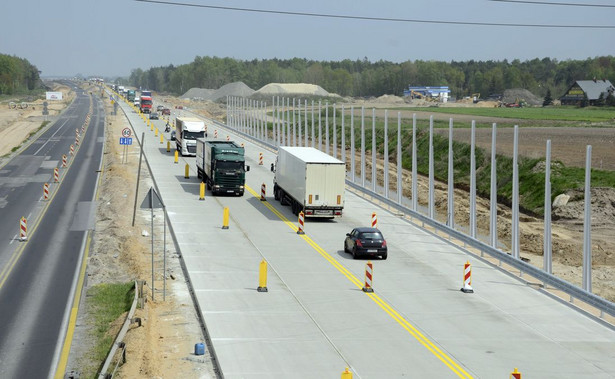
left=0, top=84, right=104, bottom=378
left=105, top=94, right=615, bottom=378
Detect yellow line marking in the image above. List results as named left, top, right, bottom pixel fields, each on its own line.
left=245, top=185, right=473, bottom=378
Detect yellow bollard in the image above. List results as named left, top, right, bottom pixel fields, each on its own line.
left=174, top=150, right=178, bottom=164
left=150, top=122, right=154, bottom=131
left=222, top=207, right=229, bottom=229
left=341, top=367, right=353, bottom=379
left=257, top=259, right=268, bottom=292
left=199, top=182, right=205, bottom=200
left=160, top=133, right=163, bottom=144
left=167, top=141, right=170, bottom=152
left=155, top=128, right=158, bottom=137
left=185, top=163, right=190, bottom=179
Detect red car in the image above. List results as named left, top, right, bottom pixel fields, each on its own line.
left=162, top=108, right=171, bottom=115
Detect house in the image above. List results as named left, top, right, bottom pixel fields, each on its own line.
left=560, top=79, right=614, bottom=105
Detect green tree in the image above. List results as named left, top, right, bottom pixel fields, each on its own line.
left=606, top=92, right=615, bottom=106
left=543, top=89, right=553, bottom=106
left=595, top=92, right=606, bottom=106
left=581, top=92, right=589, bottom=107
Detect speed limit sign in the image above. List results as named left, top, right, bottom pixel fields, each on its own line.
left=122, top=128, right=132, bottom=138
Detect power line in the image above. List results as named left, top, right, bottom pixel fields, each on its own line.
left=489, top=0, right=615, bottom=8
left=134, top=0, right=615, bottom=28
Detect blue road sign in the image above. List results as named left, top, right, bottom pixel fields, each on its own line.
left=120, top=137, right=133, bottom=145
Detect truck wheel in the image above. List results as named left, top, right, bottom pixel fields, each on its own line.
left=274, top=188, right=280, bottom=201
left=197, top=170, right=201, bottom=179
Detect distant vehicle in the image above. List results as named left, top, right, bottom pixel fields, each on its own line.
left=344, top=227, right=388, bottom=260
left=140, top=95, right=153, bottom=113
left=149, top=112, right=159, bottom=120
left=162, top=108, right=171, bottom=115
left=175, top=117, right=205, bottom=156
left=170, top=130, right=176, bottom=140
left=273, top=147, right=345, bottom=217
left=196, top=140, right=248, bottom=196
left=127, top=90, right=136, bottom=102
left=141, top=90, right=152, bottom=97
left=157, top=105, right=164, bottom=112
left=133, top=99, right=140, bottom=107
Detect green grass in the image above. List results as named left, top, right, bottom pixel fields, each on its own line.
left=389, top=106, right=615, bottom=123
left=83, top=282, right=134, bottom=378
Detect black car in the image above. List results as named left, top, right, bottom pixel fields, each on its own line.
left=149, top=112, right=159, bottom=120
left=344, top=227, right=387, bottom=259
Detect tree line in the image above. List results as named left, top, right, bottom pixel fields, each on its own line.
left=0, top=54, right=42, bottom=95
left=126, top=56, right=615, bottom=100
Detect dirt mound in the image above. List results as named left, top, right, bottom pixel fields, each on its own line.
left=552, top=187, right=615, bottom=225
left=254, top=83, right=330, bottom=97
left=181, top=88, right=215, bottom=100
left=211, top=81, right=255, bottom=101
left=503, top=88, right=543, bottom=106
left=372, top=94, right=405, bottom=104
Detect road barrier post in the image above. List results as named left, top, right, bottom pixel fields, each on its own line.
left=260, top=183, right=266, bottom=201
left=43, top=183, right=49, bottom=200
left=259, top=153, right=263, bottom=165
left=297, top=211, right=305, bottom=235
left=371, top=212, right=377, bottom=228
left=174, top=150, right=178, bottom=164
left=226, top=135, right=230, bottom=141
left=199, top=182, right=205, bottom=201
left=184, top=164, right=190, bottom=179
left=222, top=207, right=229, bottom=229
left=214, top=130, right=218, bottom=139
left=510, top=368, right=521, bottom=379
left=461, top=261, right=474, bottom=293
left=341, top=367, right=353, bottom=379
left=362, top=261, right=374, bottom=293
left=257, top=259, right=268, bottom=292
left=155, top=128, right=158, bottom=137
left=166, top=141, right=170, bottom=152
left=62, top=154, right=67, bottom=168
left=70, top=144, right=74, bottom=156
left=19, top=217, right=27, bottom=241
left=54, top=168, right=59, bottom=183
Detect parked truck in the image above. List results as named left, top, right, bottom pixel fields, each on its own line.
left=140, top=95, right=153, bottom=113
left=196, top=140, right=249, bottom=196
left=175, top=117, right=205, bottom=156
left=273, top=147, right=345, bottom=217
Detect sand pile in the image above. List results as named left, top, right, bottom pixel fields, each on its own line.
left=503, top=88, right=543, bottom=106
left=181, top=88, right=215, bottom=100
left=372, top=94, right=405, bottom=104
left=181, top=82, right=255, bottom=102
left=254, top=83, right=330, bottom=97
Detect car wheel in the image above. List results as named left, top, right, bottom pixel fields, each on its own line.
left=352, top=247, right=357, bottom=259
left=381, top=253, right=388, bottom=260
left=343, top=242, right=348, bottom=254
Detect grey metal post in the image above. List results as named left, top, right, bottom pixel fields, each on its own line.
left=293, top=98, right=296, bottom=146
left=304, top=99, right=308, bottom=147
left=226, top=95, right=229, bottom=126
left=384, top=110, right=389, bottom=199
left=361, top=106, right=365, bottom=187
left=372, top=108, right=377, bottom=193
left=490, top=123, right=498, bottom=248
left=333, top=104, right=337, bottom=158
left=287, top=97, right=291, bottom=146
left=325, top=102, right=330, bottom=154
left=351, top=106, right=355, bottom=182
left=512, top=125, right=520, bottom=259
left=582, top=145, right=592, bottom=292
left=341, top=105, right=345, bottom=163
left=470, top=120, right=477, bottom=239
left=428, top=116, right=434, bottom=219
left=447, top=118, right=455, bottom=228
left=311, top=100, right=315, bottom=148
left=397, top=112, right=402, bottom=204
left=297, top=99, right=302, bottom=146
left=412, top=114, right=418, bottom=211
left=318, top=100, right=322, bottom=151
left=282, top=97, right=286, bottom=146
left=544, top=140, right=552, bottom=275
left=275, top=97, right=279, bottom=146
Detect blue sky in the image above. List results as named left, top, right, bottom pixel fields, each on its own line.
left=2, top=0, right=613, bottom=77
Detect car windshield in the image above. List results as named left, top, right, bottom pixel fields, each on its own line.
left=141, top=100, right=152, bottom=105
left=360, top=232, right=383, bottom=240
left=216, top=161, right=243, bottom=170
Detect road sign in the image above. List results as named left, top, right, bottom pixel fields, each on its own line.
left=120, top=137, right=133, bottom=145
left=122, top=128, right=132, bottom=138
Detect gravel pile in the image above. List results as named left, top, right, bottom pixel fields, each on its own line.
left=503, top=88, right=543, bottom=106
left=210, top=82, right=255, bottom=101
left=254, top=83, right=330, bottom=96
left=181, top=88, right=215, bottom=100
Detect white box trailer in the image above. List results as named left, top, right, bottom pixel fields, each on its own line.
left=175, top=117, right=205, bottom=156
left=273, top=147, right=345, bottom=218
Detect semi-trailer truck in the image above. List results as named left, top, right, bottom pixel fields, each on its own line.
left=273, top=146, right=345, bottom=217
left=127, top=89, right=136, bottom=102
left=175, top=117, right=205, bottom=156
left=196, top=140, right=249, bottom=196
left=140, top=95, right=153, bottom=113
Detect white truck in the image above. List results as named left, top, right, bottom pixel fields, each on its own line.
left=273, top=147, right=345, bottom=218
left=175, top=117, right=205, bottom=156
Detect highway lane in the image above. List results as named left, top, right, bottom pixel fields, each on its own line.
left=0, top=84, right=104, bottom=378
left=121, top=97, right=615, bottom=378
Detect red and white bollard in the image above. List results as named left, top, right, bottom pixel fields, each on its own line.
left=259, top=153, right=263, bottom=165
left=362, top=261, right=374, bottom=293
left=371, top=212, right=378, bottom=228
left=510, top=368, right=521, bottom=379
left=226, top=135, right=230, bottom=141
left=62, top=154, right=67, bottom=168
left=54, top=168, right=59, bottom=183
left=43, top=183, right=49, bottom=200
left=70, top=144, right=75, bottom=155
left=241, top=143, right=244, bottom=148
left=19, top=217, right=27, bottom=241
left=75, top=128, right=80, bottom=135
left=214, top=130, right=218, bottom=139
left=297, top=211, right=305, bottom=235
left=461, top=261, right=474, bottom=293
left=260, top=183, right=266, bottom=201
left=75, top=135, right=80, bottom=146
